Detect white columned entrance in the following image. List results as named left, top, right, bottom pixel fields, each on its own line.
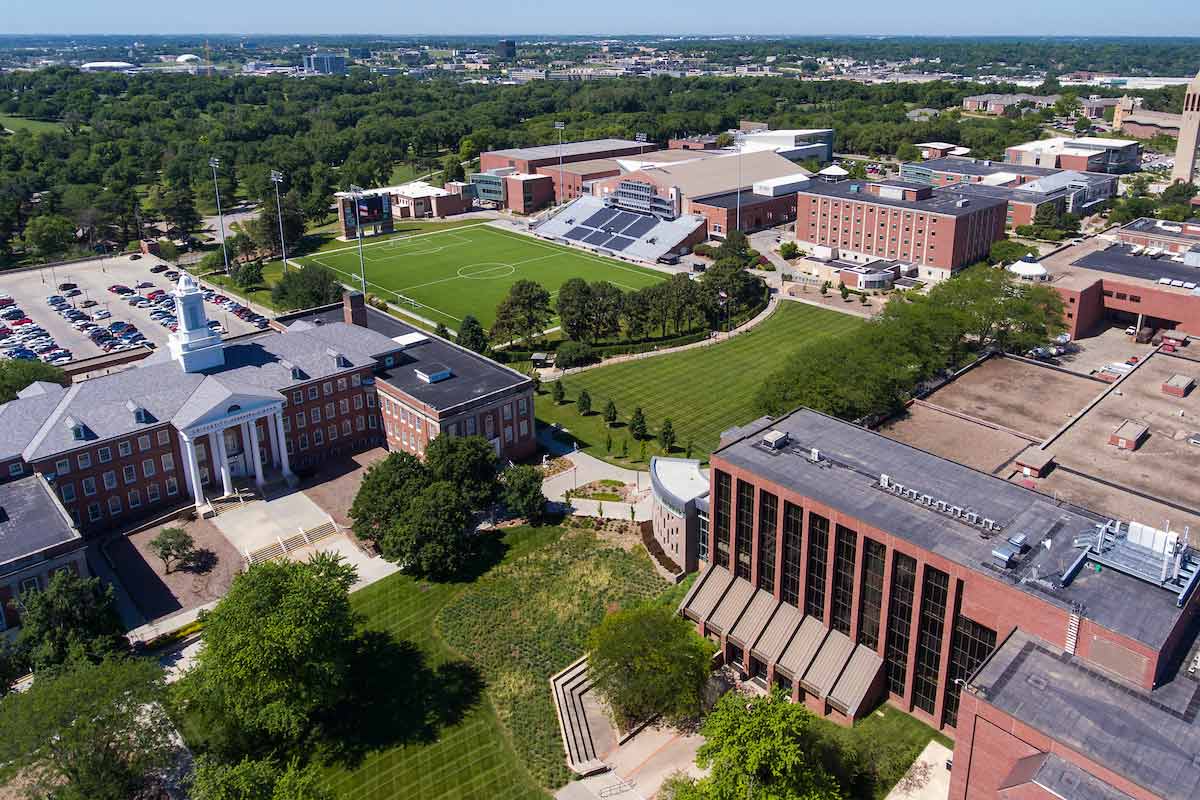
left=247, top=420, right=265, bottom=487
left=266, top=412, right=281, bottom=468
left=214, top=426, right=234, bottom=497
left=274, top=411, right=294, bottom=481
left=180, top=433, right=205, bottom=510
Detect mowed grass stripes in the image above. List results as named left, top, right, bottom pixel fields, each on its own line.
left=295, top=225, right=665, bottom=331
left=542, top=303, right=866, bottom=462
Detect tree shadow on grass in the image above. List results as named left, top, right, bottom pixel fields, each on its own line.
left=319, top=630, right=484, bottom=769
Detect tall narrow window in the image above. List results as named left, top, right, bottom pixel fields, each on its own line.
left=805, top=513, right=830, bottom=620
left=885, top=552, right=917, bottom=696
left=830, top=525, right=857, bottom=635
left=756, top=490, right=777, bottom=594
left=943, top=600, right=996, bottom=728
left=734, top=480, right=755, bottom=580
left=912, top=566, right=950, bottom=716
left=780, top=502, right=803, bottom=607
left=713, top=471, right=731, bottom=569
left=857, top=539, right=887, bottom=650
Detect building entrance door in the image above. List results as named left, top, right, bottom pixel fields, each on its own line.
left=229, top=453, right=247, bottom=478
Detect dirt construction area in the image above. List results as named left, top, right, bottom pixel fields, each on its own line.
left=920, top=356, right=1106, bottom=440
left=878, top=402, right=1034, bottom=476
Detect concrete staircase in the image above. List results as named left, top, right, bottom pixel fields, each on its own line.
left=550, top=656, right=609, bottom=777
left=1065, top=612, right=1080, bottom=655
left=244, top=519, right=341, bottom=567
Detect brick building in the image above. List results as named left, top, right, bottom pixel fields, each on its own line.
left=793, top=179, right=1008, bottom=282
left=680, top=405, right=1200, bottom=798
left=1005, top=136, right=1141, bottom=174
left=334, top=181, right=470, bottom=239
left=534, top=158, right=622, bottom=204
left=0, top=279, right=534, bottom=535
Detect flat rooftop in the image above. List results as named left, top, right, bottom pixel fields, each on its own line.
left=0, top=475, right=81, bottom=569
left=916, top=156, right=1061, bottom=179
left=486, top=138, right=645, bottom=162
left=1073, top=244, right=1200, bottom=289
left=969, top=628, right=1200, bottom=800
left=797, top=180, right=1007, bottom=217
left=539, top=157, right=622, bottom=176
left=1120, top=217, right=1200, bottom=244
left=291, top=305, right=531, bottom=413
left=715, top=407, right=1186, bottom=648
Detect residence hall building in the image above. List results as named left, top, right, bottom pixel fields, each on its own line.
left=1005, top=136, right=1142, bottom=174
left=793, top=179, right=1007, bottom=283
left=0, top=278, right=534, bottom=535
left=679, top=410, right=1200, bottom=800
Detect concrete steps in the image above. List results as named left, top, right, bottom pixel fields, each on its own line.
left=550, top=656, right=609, bottom=777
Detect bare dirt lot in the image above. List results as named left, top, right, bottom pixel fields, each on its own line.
left=1046, top=352, right=1200, bottom=525
left=106, top=514, right=242, bottom=623
left=921, top=356, right=1105, bottom=440
left=879, top=403, right=1033, bottom=475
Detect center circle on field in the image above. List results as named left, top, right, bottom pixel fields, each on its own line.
left=458, top=262, right=516, bottom=280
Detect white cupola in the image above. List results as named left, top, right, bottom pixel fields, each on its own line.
left=167, top=273, right=225, bottom=372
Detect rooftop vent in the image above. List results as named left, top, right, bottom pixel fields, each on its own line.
left=761, top=430, right=790, bottom=450
left=955, top=198, right=970, bottom=208
left=991, top=545, right=1017, bottom=568
left=1008, top=532, right=1029, bottom=551
left=414, top=363, right=452, bottom=384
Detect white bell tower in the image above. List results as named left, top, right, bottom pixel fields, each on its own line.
left=168, top=273, right=225, bottom=373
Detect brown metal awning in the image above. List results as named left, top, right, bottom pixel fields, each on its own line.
left=728, top=587, right=778, bottom=650
left=776, top=616, right=827, bottom=680
left=751, top=600, right=803, bottom=664
left=801, top=629, right=855, bottom=698
left=828, top=644, right=884, bottom=717
left=708, top=573, right=755, bottom=635
left=680, top=565, right=733, bottom=622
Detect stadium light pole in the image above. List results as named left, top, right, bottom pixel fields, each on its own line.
left=209, top=157, right=230, bottom=274
left=554, top=121, right=565, bottom=206
left=348, top=184, right=368, bottom=294
left=270, top=169, right=288, bottom=272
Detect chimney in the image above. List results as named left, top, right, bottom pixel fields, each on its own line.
left=343, top=290, right=367, bottom=328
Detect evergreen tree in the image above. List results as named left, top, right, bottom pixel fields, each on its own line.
left=658, top=419, right=676, bottom=452
left=603, top=399, right=618, bottom=427
left=629, top=407, right=647, bottom=440
left=552, top=381, right=565, bottom=405
left=576, top=389, right=591, bottom=415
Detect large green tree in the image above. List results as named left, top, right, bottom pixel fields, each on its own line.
left=14, top=571, right=126, bottom=673
left=348, top=451, right=430, bottom=547
left=0, top=358, right=68, bottom=403
left=0, top=657, right=174, bottom=800
left=588, top=605, right=715, bottom=725
left=185, top=555, right=359, bottom=746
left=270, top=264, right=345, bottom=311
left=424, top=433, right=500, bottom=509
left=491, top=279, right=552, bottom=347
left=382, top=482, right=472, bottom=579
left=251, top=189, right=306, bottom=257
left=22, top=213, right=76, bottom=260
left=456, top=314, right=489, bottom=353
left=501, top=464, right=547, bottom=524
left=190, top=756, right=333, bottom=800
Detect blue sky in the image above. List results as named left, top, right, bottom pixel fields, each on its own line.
left=5, top=0, right=1199, bottom=36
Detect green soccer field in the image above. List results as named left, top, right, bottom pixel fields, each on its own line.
left=294, top=224, right=666, bottom=331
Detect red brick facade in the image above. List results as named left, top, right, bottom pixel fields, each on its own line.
left=503, top=174, right=555, bottom=214
left=535, top=164, right=621, bottom=204
left=689, top=194, right=798, bottom=238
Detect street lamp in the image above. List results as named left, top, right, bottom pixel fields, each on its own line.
left=554, top=121, right=565, bottom=205
left=270, top=170, right=288, bottom=272
left=209, top=157, right=230, bottom=274
left=348, top=184, right=368, bottom=294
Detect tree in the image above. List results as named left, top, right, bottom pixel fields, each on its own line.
left=664, top=690, right=843, bottom=800
left=0, top=657, right=174, bottom=800
left=424, top=434, right=499, bottom=509
left=839, top=282, right=850, bottom=301
left=779, top=240, right=800, bottom=260
left=685, top=440, right=694, bottom=459
left=383, top=482, right=472, bottom=579
left=251, top=189, right=305, bottom=257
left=576, top=389, right=592, bottom=416
left=232, top=261, right=264, bottom=288
left=492, top=279, right=552, bottom=347
left=0, top=358, right=67, bottom=403
left=348, top=451, right=430, bottom=546
left=435, top=322, right=451, bottom=338
left=270, top=264, right=344, bottom=311
left=15, top=571, right=125, bottom=673
left=149, top=526, right=195, bottom=574
left=23, top=214, right=76, bottom=260
left=588, top=605, right=715, bottom=725
left=502, top=464, right=547, bottom=524
left=603, top=398, right=618, bottom=427
left=552, top=380, right=565, bottom=405
left=191, top=756, right=333, bottom=800
left=457, top=314, right=488, bottom=353
left=658, top=419, right=676, bottom=452
left=157, top=187, right=202, bottom=237
left=620, top=438, right=629, bottom=458
left=895, top=142, right=921, bottom=162
left=714, top=132, right=735, bottom=148
left=186, top=555, right=359, bottom=746
left=988, top=239, right=1037, bottom=265
left=0, top=637, right=28, bottom=697
left=442, top=155, right=466, bottom=183
left=1073, top=116, right=1092, bottom=133
left=629, top=407, right=647, bottom=440
left=556, top=340, right=594, bottom=369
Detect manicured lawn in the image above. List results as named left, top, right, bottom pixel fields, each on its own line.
left=0, top=114, right=64, bottom=133
left=436, top=524, right=667, bottom=789
left=538, top=302, right=865, bottom=464
left=823, top=703, right=952, bottom=799
left=201, top=259, right=286, bottom=310
left=319, top=525, right=560, bottom=800
left=292, top=225, right=665, bottom=331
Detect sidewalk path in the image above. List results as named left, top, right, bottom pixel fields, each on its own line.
left=541, top=449, right=654, bottom=521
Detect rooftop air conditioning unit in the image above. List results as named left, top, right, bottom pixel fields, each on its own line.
left=809, top=447, right=820, bottom=462
left=922, top=495, right=933, bottom=506
left=937, top=500, right=948, bottom=512
left=1008, top=532, right=1029, bottom=551
left=966, top=512, right=979, bottom=524
left=991, top=546, right=1016, bottom=568
left=762, top=430, right=790, bottom=450
left=879, top=474, right=890, bottom=489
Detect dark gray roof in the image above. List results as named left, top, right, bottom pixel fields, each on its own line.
left=1120, top=217, right=1200, bottom=244
left=714, top=409, right=1185, bottom=648
left=971, top=629, right=1200, bottom=800
left=1005, top=753, right=1135, bottom=800
left=0, top=382, right=67, bottom=461
left=1074, top=244, right=1200, bottom=285
left=0, top=475, right=81, bottom=568
left=690, top=188, right=785, bottom=210
left=486, top=138, right=645, bottom=162
left=295, top=306, right=532, bottom=413
left=917, top=157, right=1061, bottom=179
left=798, top=181, right=1007, bottom=217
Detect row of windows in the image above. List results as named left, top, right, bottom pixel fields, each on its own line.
left=911, top=566, right=950, bottom=715
left=712, top=472, right=731, bottom=569
left=756, top=491, right=778, bottom=595
left=59, top=453, right=176, bottom=504
left=79, top=477, right=179, bottom=523
left=288, top=373, right=363, bottom=407
left=288, top=415, right=375, bottom=453
left=805, top=513, right=830, bottom=619
left=52, top=428, right=172, bottom=477
left=830, top=525, right=858, bottom=636
left=733, top=480, right=755, bottom=581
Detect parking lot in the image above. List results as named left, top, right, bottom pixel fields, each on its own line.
left=0, top=253, right=264, bottom=364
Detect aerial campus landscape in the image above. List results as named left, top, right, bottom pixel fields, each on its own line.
left=1, top=9, right=1200, bottom=800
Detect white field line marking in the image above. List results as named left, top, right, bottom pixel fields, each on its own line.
left=304, top=221, right=490, bottom=258
left=484, top=226, right=664, bottom=282
left=395, top=251, right=561, bottom=293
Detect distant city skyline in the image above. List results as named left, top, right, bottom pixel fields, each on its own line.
left=6, top=0, right=1200, bottom=38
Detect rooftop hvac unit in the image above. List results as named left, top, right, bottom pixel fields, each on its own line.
left=762, top=430, right=790, bottom=450
left=937, top=500, right=948, bottom=512
left=1008, top=532, right=1029, bottom=551
left=879, top=474, right=890, bottom=489
left=892, top=483, right=905, bottom=496
left=966, top=512, right=979, bottom=525
left=955, top=198, right=970, bottom=208
left=983, top=518, right=996, bottom=531
left=951, top=506, right=963, bottom=518
left=809, top=447, right=820, bottom=462
left=922, top=494, right=933, bottom=506
left=991, top=545, right=1016, bottom=568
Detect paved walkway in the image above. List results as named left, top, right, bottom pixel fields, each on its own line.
left=885, top=740, right=953, bottom=800
left=554, top=723, right=707, bottom=800
left=542, top=449, right=654, bottom=521
left=541, top=295, right=780, bottom=381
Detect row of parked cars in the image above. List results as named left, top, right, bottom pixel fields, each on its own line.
left=203, top=290, right=270, bottom=330
left=0, top=293, right=73, bottom=365
left=49, top=293, right=148, bottom=354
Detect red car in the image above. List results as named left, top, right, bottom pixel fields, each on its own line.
left=146, top=290, right=165, bottom=300
left=10, top=317, right=32, bottom=326
left=0, top=298, right=13, bottom=308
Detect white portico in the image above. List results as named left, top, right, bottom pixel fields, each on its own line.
left=165, top=273, right=296, bottom=509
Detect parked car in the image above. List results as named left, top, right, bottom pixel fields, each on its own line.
left=129, top=253, right=142, bottom=261
left=57, top=282, right=77, bottom=291
left=150, top=264, right=169, bottom=273
left=64, top=288, right=81, bottom=297
left=164, top=270, right=180, bottom=280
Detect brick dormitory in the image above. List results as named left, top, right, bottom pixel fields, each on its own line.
left=0, top=278, right=533, bottom=629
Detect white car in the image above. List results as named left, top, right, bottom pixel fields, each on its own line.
left=92, top=310, right=111, bottom=320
